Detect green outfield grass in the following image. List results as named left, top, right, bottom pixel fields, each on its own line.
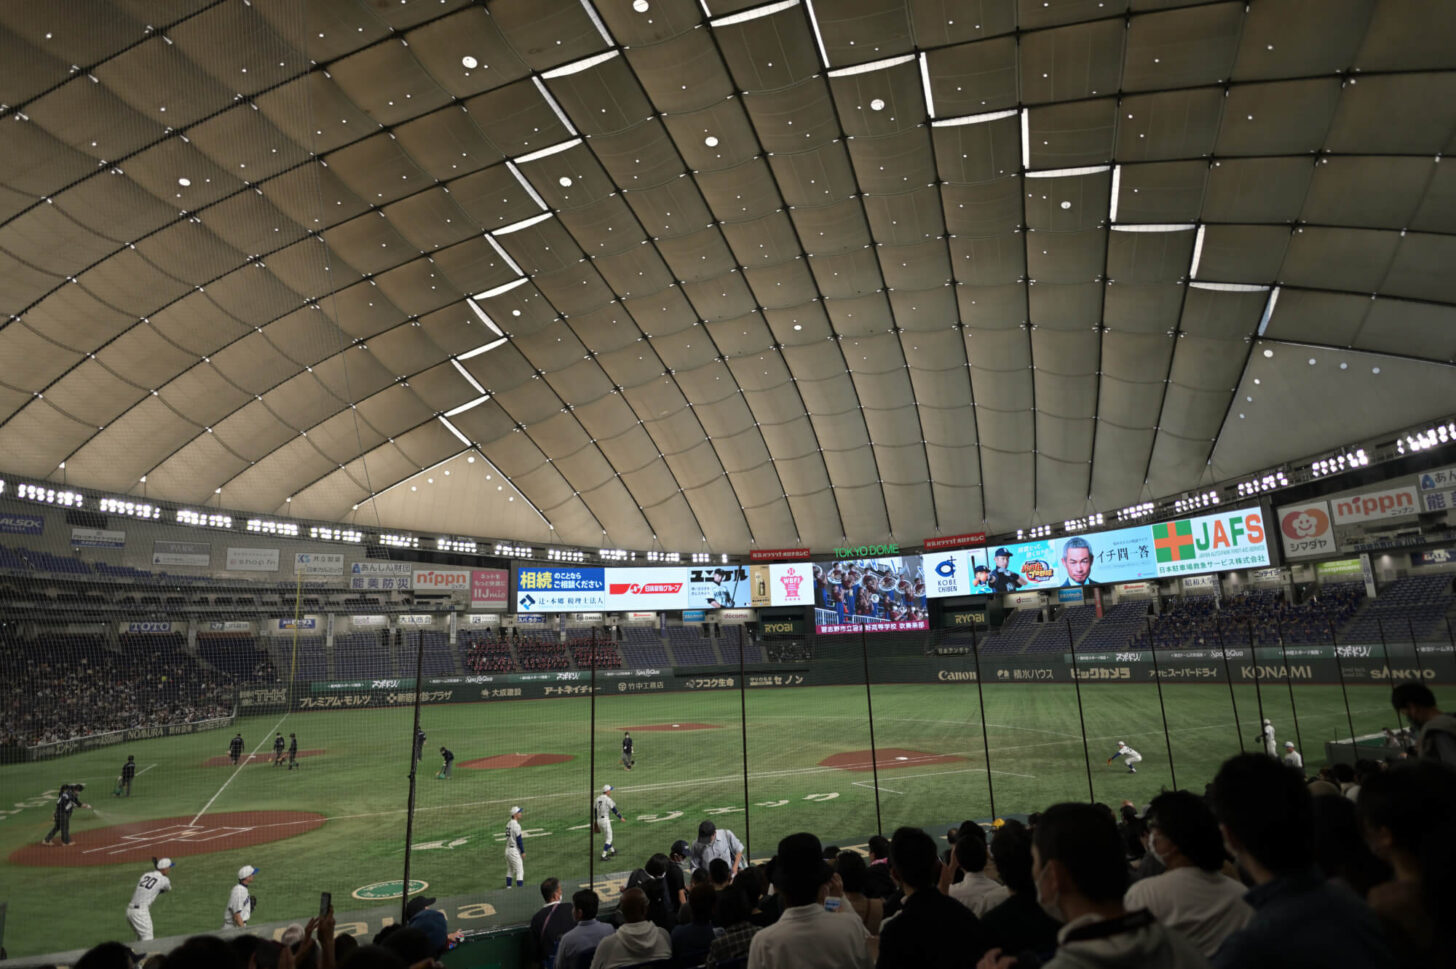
left=0, top=681, right=1399, bottom=958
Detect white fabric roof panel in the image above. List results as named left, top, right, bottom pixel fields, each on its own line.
left=3, top=1, right=1454, bottom=550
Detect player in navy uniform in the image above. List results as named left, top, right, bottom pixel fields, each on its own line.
left=987, top=548, right=1026, bottom=594
left=439, top=746, right=454, bottom=779
left=414, top=726, right=427, bottom=764
left=228, top=733, right=244, bottom=765
left=272, top=732, right=285, bottom=767
left=621, top=732, right=634, bottom=771
left=287, top=733, right=299, bottom=770
left=115, top=755, right=137, bottom=797
left=42, top=783, right=89, bottom=846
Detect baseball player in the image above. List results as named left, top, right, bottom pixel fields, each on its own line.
left=414, top=726, right=427, bottom=764
left=125, top=857, right=174, bottom=940
left=272, top=732, right=285, bottom=766
left=505, top=806, right=525, bottom=888
left=1107, top=742, right=1142, bottom=774
left=987, top=548, right=1026, bottom=594
left=621, top=732, right=634, bottom=771
left=229, top=733, right=244, bottom=765
left=115, top=755, right=137, bottom=797
left=439, top=746, right=454, bottom=779
left=594, top=784, right=624, bottom=860
left=1282, top=741, right=1303, bottom=770
left=1256, top=718, right=1277, bottom=757
left=42, top=783, right=88, bottom=846
left=287, top=733, right=299, bottom=770
left=223, top=865, right=259, bottom=930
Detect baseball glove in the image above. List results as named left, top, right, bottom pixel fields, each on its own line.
left=1105, top=758, right=1112, bottom=765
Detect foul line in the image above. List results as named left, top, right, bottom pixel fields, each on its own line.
left=190, top=712, right=289, bottom=825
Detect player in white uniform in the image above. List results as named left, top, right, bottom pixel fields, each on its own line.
left=223, top=865, right=258, bottom=930
left=1107, top=741, right=1142, bottom=773
left=125, top=857, right=173, bottom=940
left=1282, top=741, right=1303, bottom=769
left=505, top=806, right=525, bottom=888
left=1257, top=718, right=1277, bottom=757
left=594, top=784, right=624, bottom=860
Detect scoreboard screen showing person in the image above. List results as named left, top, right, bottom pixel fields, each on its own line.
left=811, top=555, right=931, bottom=634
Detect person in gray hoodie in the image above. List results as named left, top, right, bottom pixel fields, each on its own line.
left=590, top=887, right=671, bottom=969
left=977, top=803, right=1210, bottom=969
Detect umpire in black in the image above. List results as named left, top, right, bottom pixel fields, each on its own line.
left=116, top=755, right=137, bottom=796
left=42, top=783, right=89, bottom=846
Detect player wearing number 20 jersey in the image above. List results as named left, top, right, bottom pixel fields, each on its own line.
left=126, top=857, right=174, bottom=940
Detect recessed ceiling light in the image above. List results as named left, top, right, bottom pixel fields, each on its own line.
left=870, top=99, right=885, bottom=111
left=461, top=55, right=478, bottom=69
left=559, top=176, right=573, bottom=187
left=633, top=0, right=649, bottom=10
left=177, top=177, right=190, bottom=187
left=1262, top=349, right=1274, bottom=358
left=1060, top=200, right=1071, bottom=209
left=704, top=135, right=719, bottom=147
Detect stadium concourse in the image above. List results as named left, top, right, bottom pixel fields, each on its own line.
left=4, top=1, right=1456, bottom=968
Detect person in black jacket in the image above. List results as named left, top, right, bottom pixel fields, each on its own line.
left=877, top=826, right=988, bottom=969
left=116, top=755, right=137, bottom=796
left=42, top=783, right=89, bottom=846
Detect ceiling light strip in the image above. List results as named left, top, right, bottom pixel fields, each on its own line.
left=1189, top=281, right=1269, bottom=293
left=1189, top=225, right=1206, bottom=279
left=1109, top=223, right=1197, bottom=233
left=438, top=416, right=473, bottom=446
left=451, top=357, right=488, bottom=394
left=493, top=212, right=554, bottom=235
left=540, top=50, right=619, bottom=80
left=577, top=0, right=617, bottom=46
left=931, top=109, right=1017, bottom=128
left=515, top=138, right=583, bottom=164
left=1257, top=286, right=1281, bottom=336
left=1108, top=164, right=1122, bottom=222
left=474, top=277, right=531, bottom=300
left=708, top=0, right=799, bottom=27
left=458, top=338, right=509, bottom=360
left=802, top=0, right=831, bottom=69
left=445, top=395, right=491, bottom=418
left=506, top=161, right=549, bottom=211
left=1019, top=109, right=1031, bottom=171
left=465, top=298, right=505, bottom=337
left=825, top=53, right=915, bottom=78
left=485, top=235, right=524, bottom=276
left=913, top=52, right=936, bottom=118
left=531, top=76, right=579, bottom=134
left=1025, top=165, right=1111, bottom=179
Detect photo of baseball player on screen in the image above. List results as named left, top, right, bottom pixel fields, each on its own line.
left=688, top=567, right=748, bottom=609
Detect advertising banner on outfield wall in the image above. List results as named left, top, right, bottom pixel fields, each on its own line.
left=226, top=547, right=280, bottom=572
left=1331, top=485, right=1420, bottom=524
left=351, top=561, right=411, bottom=589
left=463, top=613, right=501, bottom=625
left=351, top=615, right=388, bottom=627
left=1410, top=548, right=1453, bottom=567
left=516, top=565, right=607, bottom=611
left=152, top=540, right=211, bottom=567
left=277, top=617, right=319, bottom=630
left=1277, top=501, right=1335, bottom=560
left=120, top=622, right=175, bottom=634
left=295, top=552, right=345, bottom=575
left=470, top=568, right=509, bottom=609
left=206, top=621, right=254, bottom=632
left=1182, top=574, right=1218, bottom=593
left=414, top=568, right=470, bottom=592
left=719, top=608, right=755, bottom=623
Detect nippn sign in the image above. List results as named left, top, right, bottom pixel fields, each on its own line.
left=412, top=569, right=470, bottom=591
left=1331, top=485, right=1419, bottom=524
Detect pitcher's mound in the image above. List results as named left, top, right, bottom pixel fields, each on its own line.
left=819, top=748, right=966, bottom=772
left=620, top=723, right=721, bottom=732
left=9, top=810, right=326, bottom=867
left=203, top=750, right=325, bottom=767
left=461, top=753, right=575, bottom=769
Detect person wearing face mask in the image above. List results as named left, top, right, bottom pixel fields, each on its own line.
left=1122, top=792, right=1251, bottom=957
left=1389, top=683, right=1456, bottom=766
left=1206, top=754, right=1395, bottom=969
left=977, top=803, right=1209, bottom=969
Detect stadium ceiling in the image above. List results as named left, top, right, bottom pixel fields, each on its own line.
left=2, top=0, right=1455, bottom=555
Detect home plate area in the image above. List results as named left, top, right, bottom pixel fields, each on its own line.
left=7, top=811, right=326, bottom=867
left=818, top=748, right=967, bottom=772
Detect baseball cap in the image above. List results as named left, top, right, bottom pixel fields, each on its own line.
left=238, top=865, right=259, bottom=880
left=405, top=895, right=437, bottom=919
left=155, top=857, right=174, bottom=870
left=510, top=806, right=522, bottom=815
left=603, top=784, right=613, bottom=792
left=1285, top=741, right=1295, bottom=748
left=411, top=907, right=450, bottom=954
left=995, top=547, right=1012, bottom=557
left=670, top=839, right=691, bottom=858
left=698, top=819, right=716, bottom=840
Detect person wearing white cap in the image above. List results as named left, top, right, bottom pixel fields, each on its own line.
left=223, top=864, right=259, bottom=929
left=1256, top=718, right=1278, bottom=757
left=1107, top=741, right=1142, bottom=774
left=506, top=806, right=526, bottom=888
left=594, top=784, right=624, bottom=861
left=125, top=856, right=173, bottom=940
left=1282, top=741, right=1303, bottom=770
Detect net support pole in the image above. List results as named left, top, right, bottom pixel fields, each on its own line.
left=1275, top=621, right=1304, bottom=760
left=1249, top=621, right=1269, bottom=753
left=1215, top=627, right=1245, bottom=754
left=400, top=629, right=427, bottom=924
left=1329, top=620, right=1358, bottom=747
left=859, top=627, right=883, bottom=836
left=970, top=623, right=995, bottom=819
left=737, top=627, right=751, bottom=860
left=589, top=632, right=597, bottom=887
left=1144, top=617, right=1177, bottom=790
left=1065, top=639, right=1096, bottom=802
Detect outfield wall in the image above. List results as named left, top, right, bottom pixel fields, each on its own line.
left=236, top=643, right=1455, bottom=713
left=21, top=714, right=235, bottom=762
